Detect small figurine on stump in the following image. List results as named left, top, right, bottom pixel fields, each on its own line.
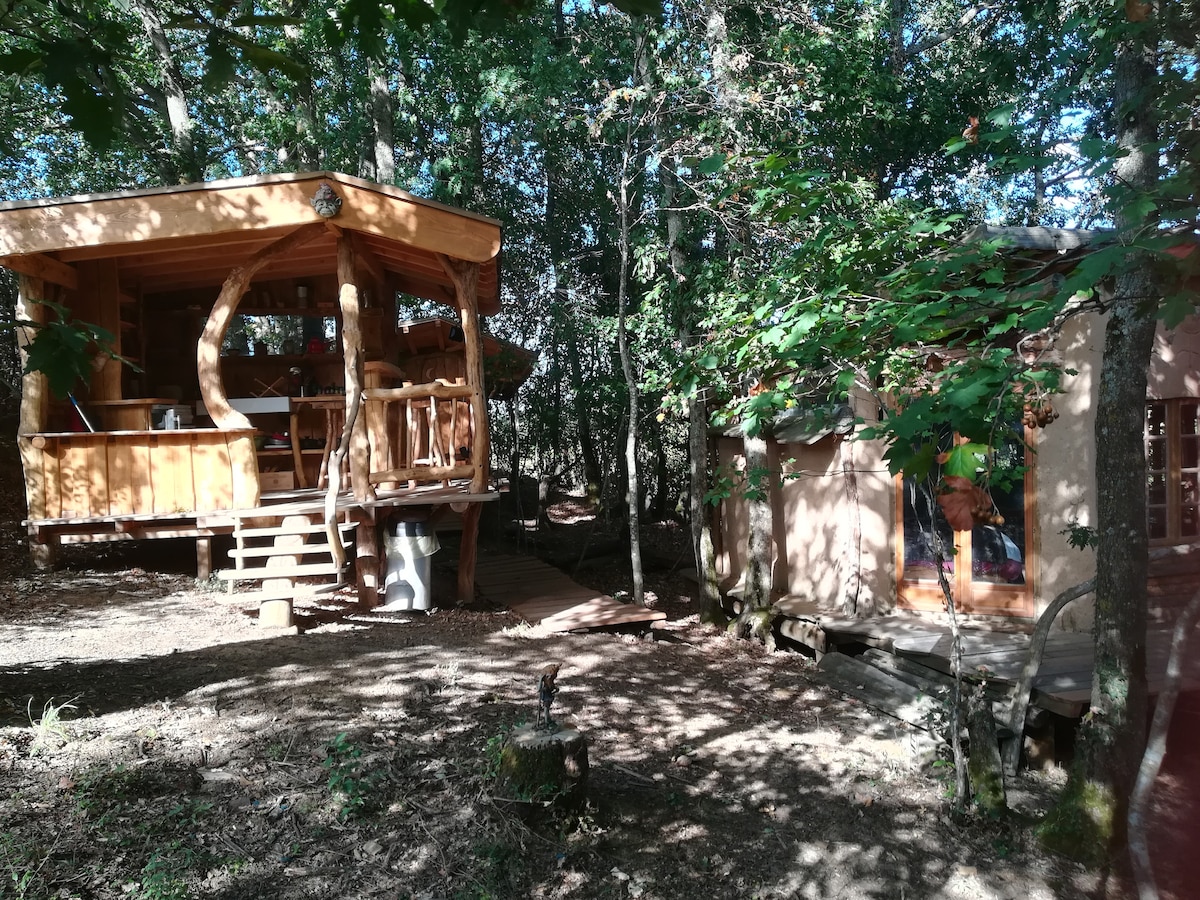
left=535, top=662, right=561, bottom=731
left=494, top=662, right=588, bottom=813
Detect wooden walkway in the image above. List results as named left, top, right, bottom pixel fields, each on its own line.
left=474, top=553, right=666, bottom=632
left=769, top=596, right=1200, bottom=718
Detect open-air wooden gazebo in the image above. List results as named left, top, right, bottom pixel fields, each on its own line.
left=0, top=172, right=516, bottom=627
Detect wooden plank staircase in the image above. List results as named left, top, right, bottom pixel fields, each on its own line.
left=217, top=511, right=356, bottom=629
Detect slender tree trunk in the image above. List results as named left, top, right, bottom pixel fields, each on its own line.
left=131, top=0, right=199, bottom=182
left=369, top=56, right=396, bottom=184
left=616, top=139, right=645, bottom=606
left=1041, top=11, right=1160, bottom=864
left=690, top=395, right=724, bottom=624
left=733, top=431, right=774, bottom=647
left=565, top=328, right=604, bottom=504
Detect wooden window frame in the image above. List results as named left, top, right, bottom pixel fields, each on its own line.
left=1146, top=398, right=1200, bottom=546
left=894, top=429, right=1037, bottom=619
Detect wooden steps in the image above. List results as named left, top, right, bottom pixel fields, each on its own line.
left=218, top=510, right=354, bottom=629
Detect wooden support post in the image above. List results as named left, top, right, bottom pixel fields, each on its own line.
left=16, top=276, right=53, bottom=567
left=356, top=519, right=380, bottom=609
left=437, top=255, right=489, bottom=494
left=336, top=236, right=375, bottom=503
left=457, top=502, right=482, bottom=608
left=198, top=223, right=325, bottom=431
left=196, top=536, right=213, bottom=580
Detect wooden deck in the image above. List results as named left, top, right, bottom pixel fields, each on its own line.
left=768, top=596, right=1200, bottom=718
left=474, top=553, right=667, bottom=632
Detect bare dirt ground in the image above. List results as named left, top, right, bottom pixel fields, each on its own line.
left=0, top=459, right=1194, bottom=898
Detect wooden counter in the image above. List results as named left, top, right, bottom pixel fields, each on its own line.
left=20, top=428, right=259, bottom=520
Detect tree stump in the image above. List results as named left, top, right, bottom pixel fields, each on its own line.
left=496, top=724, right=588, bottom=811
left=966, top=694, right=1007, bottom=818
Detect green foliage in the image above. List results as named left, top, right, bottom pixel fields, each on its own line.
left=1, top=301, right=135, bottom=399
left=26, top=695, right=77, bottom=755
left=322, top=731, right=379, bottom=819
left=1060, top=518, right=1099, bottom=551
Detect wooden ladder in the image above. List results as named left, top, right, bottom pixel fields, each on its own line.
left=217, top=512, right=356, bottom=629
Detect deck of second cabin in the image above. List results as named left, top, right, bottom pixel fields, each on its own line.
left=763, top=596, right=1200, bottom=719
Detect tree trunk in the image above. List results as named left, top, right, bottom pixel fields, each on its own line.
left=733, top=431, right=774, bottom=647
left=616, top=143, right=645, bottom=606
left=690, top=395, right=725, bottom=625
left=1040, top=12, right=1160, bottom=864
left=131, top=0, right=199, bottom=182
left=368, top=56, right=396, bottom=184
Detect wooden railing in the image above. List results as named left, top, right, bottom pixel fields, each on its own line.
left=362, top=378, right=485, bottom=490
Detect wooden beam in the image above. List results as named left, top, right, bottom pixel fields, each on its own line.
left=457, top=503, right=482, bottom=607
left=347, top=231, right=388, bottom=289
left=336, top=236, right=375, bottom=503
left=438, top=255, right=489, bottom=494
left=1, top=253, right=79, bottom=290
left=197, top=223, right=326, bottom=431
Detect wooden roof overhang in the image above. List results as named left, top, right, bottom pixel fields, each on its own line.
left=0, top=171, right=502, bottom=313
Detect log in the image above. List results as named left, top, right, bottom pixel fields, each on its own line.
left=496, top=724, right=589, bottom=811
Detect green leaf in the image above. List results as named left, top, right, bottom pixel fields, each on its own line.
left=1159, top=293, right=1198, bottom=330
left=697, top=153, right=727, bottom=175
left=944, top=443, right=990, bottom=480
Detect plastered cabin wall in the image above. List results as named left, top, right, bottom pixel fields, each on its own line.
left=715, top=426, right=892, bottom=612
left=1148, top=317, right=1200, bottom=399
left=1037, top=312, right=1200, bottom=631
left=775, top=435, right=893, bottom=611
left=1034, top=313, right=1102, bottom=630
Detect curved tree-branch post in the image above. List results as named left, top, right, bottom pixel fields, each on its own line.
left=1001, top=578, right=1096, bottom=775
left=197, top=223, right=326, bottom=431
left=437, top=255, right=489, bottom=494
left=327, top=235, right=377, bottom=605
left=1128, top=585, right=1200, bottom=900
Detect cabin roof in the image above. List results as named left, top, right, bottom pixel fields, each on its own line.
left=0, top=172, right=503, bottom=314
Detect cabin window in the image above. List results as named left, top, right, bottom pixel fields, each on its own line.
left=1146, top=399, right=1200, bottom=543
left=896, top=428, right=1034, bottom=617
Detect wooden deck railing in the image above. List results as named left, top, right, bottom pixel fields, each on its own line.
left=362, top=378, right=484, bottom=490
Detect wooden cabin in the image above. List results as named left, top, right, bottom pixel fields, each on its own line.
left=712, top=227, right=1200, bottom=631
left=0, top=172, right=519, bottom=627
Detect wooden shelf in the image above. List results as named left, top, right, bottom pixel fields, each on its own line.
left=221, top=354, right=341, bottom=364
left=257, top=447, right=326, bottom=456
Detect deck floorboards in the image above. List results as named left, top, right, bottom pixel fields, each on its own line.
left=768, top=598, right=1200, bottom=718
left=475, top=553, right=666, bottom=632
